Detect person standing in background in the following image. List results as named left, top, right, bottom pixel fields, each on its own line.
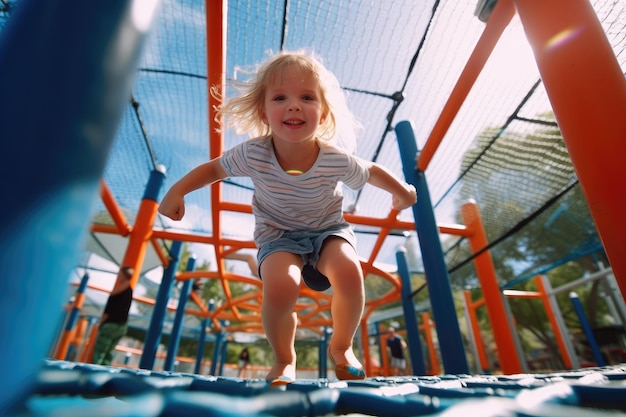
left=386, top=326, right=407, bottom=376
left=237, top=347, right=251, bottom=378
left=92, top=266, right=134, bottom=365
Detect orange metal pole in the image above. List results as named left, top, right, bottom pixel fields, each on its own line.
left=379, top=330, right=390, bottom=376
left=54, top=327, right=75, bottom=361
left=417, top=0, right=515, bottom=171
left=99, top=179, right=131, bottom=235
left=461, top=201, right=523, bottom=374
left=360, top=319, right=371, bottom=377
left=206, top=0, right=228, bottom=299
left=122, top=195, right=162, bottom=288
left=70, top=318, right=89, bottom=361
left=206, top=0, right=226, bottom=162
left=150, top=237, right=170, bottom=267
left=420, top=313, right=439, bottom=375
left=513, top=0, right=626, bottom=297
left=55, top=274, right=90, bottom=360
left=81, top=324, right=99, bottom=363
left=534, top=275, right=574, bottom=369
left=54, top=293, right=86, bottom=360
left=464, top=290, right=490, bottom=372
left=96, top=168, right=163, bottom=306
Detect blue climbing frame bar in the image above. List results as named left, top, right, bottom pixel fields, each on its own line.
left=139, top=240, right=183, bottom=370
left=164, top=256, right=197, bottom=371
left=396, top=248, right=427, bottom=375
left=395, top=120, right=469, bottom=374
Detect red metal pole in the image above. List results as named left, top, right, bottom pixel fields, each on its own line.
left=513, top=0, right=626, bottom=298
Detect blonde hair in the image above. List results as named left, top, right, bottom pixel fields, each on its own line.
left=212, top=50, right=359, bottom=153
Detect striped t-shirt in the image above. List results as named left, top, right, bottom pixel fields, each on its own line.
left=220, top=136, right=370, bottom=248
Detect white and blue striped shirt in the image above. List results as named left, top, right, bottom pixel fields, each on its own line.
left=220, top=136, right=370, bottom=248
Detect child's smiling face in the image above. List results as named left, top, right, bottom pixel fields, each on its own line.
left=262, top=66, right=327, bottom=145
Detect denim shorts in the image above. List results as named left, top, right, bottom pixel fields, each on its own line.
left=257, top=223, right=356, bottom=278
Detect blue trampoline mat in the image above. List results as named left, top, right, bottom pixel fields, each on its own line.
left=13, top=360, right=626, bottom=416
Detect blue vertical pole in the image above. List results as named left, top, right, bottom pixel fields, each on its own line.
left=139, top=241, right=183, bottom=370
left=210, top=330, right=225, bottom=376
left=319, top=327, right=330, bottom=378
left=219, top=340, right=229, bottom=376
left=0, top=0, right=157, bottom=412
left=164, top=256, right=196, bottom=371
left=375, top=323, right=384, bottom=371
left=396, top=248, right=426, bottom=375
left=570, top=291, right=606, bottom=367
left=194, top=318, right=208, bottom=374
left=396, top=120, right=469, bottom=374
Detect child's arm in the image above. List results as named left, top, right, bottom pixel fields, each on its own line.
left=158, top=158, right=228, bottom=221
left=366, top=162, right=417, bottom=211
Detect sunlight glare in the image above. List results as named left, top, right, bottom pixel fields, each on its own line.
left=545, top=27, right=582, bottom=51
left=132, top=0, right=160, bottom=32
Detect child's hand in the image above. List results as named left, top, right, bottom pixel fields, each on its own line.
left=392, top=183, right=417, bottom=211
left=158, top=190, right=186, bottom=221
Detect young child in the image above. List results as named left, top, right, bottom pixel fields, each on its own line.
left=158, top=50, right=417, bottom=385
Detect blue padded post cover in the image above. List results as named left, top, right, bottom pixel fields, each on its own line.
left=395, top=120, right=470, bottom=374
left=0, top=0, right=158, bottom=412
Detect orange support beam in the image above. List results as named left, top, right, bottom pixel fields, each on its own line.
left=464, top=290, right=490, bottom=372
left=534, top=275, right=575, bottom=369
left=420, top=313, right=439, bottom=375
left=80, top=167, right=164, bottom=370
left=99, top=179, right=131, bottom=235
left=418, top=0, right=515, bottom=171
left=80, top=324, right=99, bottom=363
left=513, top=0, right=626, bottom=297
left=360, top=318, right=372, bottom=377
left=121, top=169, right=165, bottom=288
left=206, top=0, right=229, bottom=303
left=461, top=200, right=523, bottom=374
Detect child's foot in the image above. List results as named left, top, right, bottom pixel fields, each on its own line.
left=265, top=363, right=296, bottom=387
left=328, top=345, right=366, bottom=380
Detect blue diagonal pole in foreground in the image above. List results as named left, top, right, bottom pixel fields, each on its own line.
left=396, top=120, right=469, bottom=374
left=0, top=0, right=159, bottom=412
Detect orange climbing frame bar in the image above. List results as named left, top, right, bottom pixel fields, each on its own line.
left=420, top=313, right=439, bottom=375
left=100, top=180, right=131, bottom=235
left=206, top=0, right=230, bottom=304
left=461, top=201, right=523, bottom=374
left=534, top=275, right=574, bottom=369
left=122, top=192, right=161, bottom=287
left=463, top=291, right=490, bottom=372
left=513, top=0, right=626, bottom=297
left=418, top=0, right=515, bottom=172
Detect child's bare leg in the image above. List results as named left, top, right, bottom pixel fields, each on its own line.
left=260, top=251, right=302, bottom=380
left=318, top=237, right=365, bottom=367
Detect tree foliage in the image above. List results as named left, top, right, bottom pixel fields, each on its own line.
left=445, top=113, right=612, bottom=369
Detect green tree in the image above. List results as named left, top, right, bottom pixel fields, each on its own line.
left=448, top=113, right=610, bottom=369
